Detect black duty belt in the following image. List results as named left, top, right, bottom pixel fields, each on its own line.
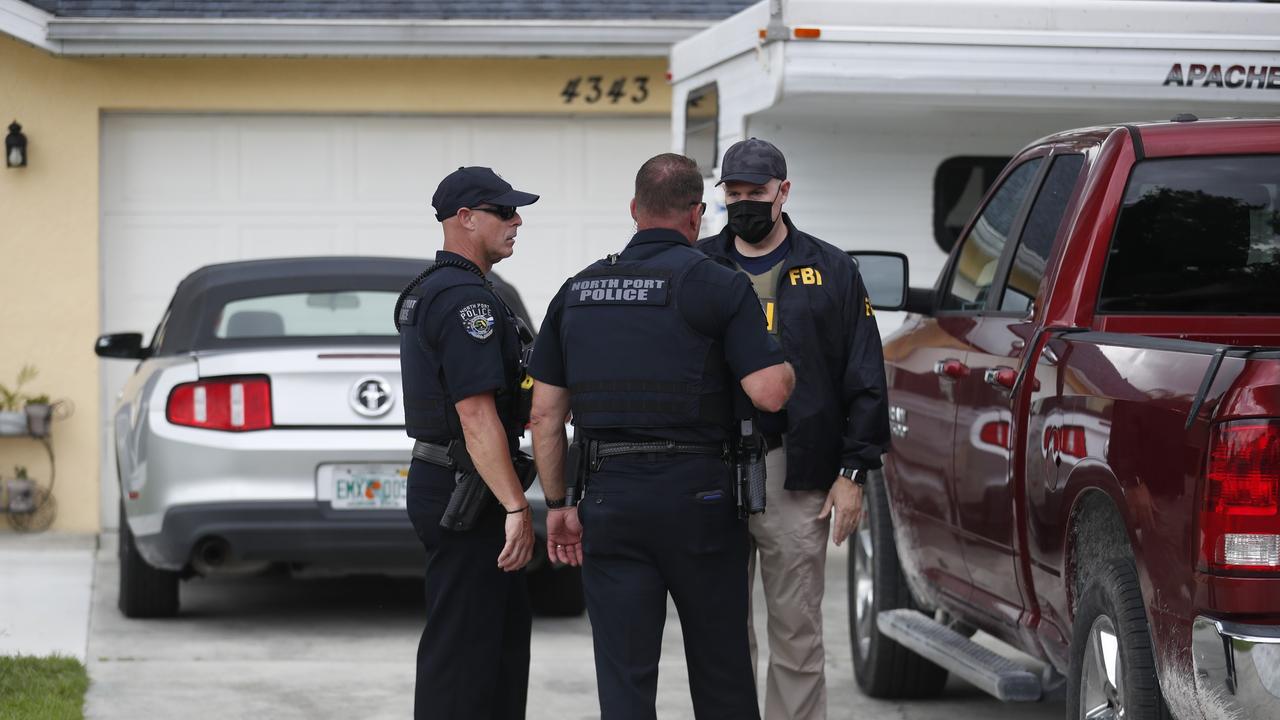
left=588, top=439, right=727, bottom=469
left=412, top=440, right=455, bottom=468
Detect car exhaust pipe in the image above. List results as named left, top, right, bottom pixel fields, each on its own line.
left=193, top=537, right=229, bottom=572
left=191, top=537, right=271, bottom=577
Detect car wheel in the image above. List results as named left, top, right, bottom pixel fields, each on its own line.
left=118, top=501, right=180, bottom=618
left=850, top=469, right=949, bottom=698
left=1067, top=558, right=1171, bottom=720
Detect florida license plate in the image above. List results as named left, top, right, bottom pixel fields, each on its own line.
left=319, top=464, right=409, bottom=510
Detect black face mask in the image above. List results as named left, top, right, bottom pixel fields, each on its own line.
left=726, top=199, right=779, bottom=245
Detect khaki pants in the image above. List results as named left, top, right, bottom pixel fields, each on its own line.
left=747, top=444, right=830, bottom=720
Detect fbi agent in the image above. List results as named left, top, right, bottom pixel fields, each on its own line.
left=698, top=138, right=891, bottom=720
left=528, top=153, right=795, bottom=720
left=394, top=166, right=539, bottom=720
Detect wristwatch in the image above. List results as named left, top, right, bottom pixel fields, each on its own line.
left=839, top=467, right=865, bottom=486
left=545, top=496, right=568, bottom=509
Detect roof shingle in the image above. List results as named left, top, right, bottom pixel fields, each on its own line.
left=29, top=0, right=757, bottom=20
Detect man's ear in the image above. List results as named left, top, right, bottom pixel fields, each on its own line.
left=456, top=207, right=476, bottom=231
left=777, top=179, right=792, bottom=206
left=629, top=198, right=639, bottom=224
left=686, top=205, right=703, bottom=242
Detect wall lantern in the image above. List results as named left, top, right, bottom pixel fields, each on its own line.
left=6, top=121, right=28, bottom=168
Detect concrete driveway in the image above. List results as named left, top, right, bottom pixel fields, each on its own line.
left=85, top=535, right=1065, bottom=719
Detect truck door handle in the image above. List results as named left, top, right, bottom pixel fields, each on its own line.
left=934, top=358, right=969, bottom=379
left=984, top=366, right=1018, bottom=389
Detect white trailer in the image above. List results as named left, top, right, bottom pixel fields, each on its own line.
left=670, top=0, right=1280, bottom=331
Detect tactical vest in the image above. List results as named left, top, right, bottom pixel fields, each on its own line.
left=559, top=244, right=733, bottom=432
left=395, top=261, right=529, bottom=446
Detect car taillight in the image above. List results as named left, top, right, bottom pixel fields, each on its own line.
left=1041, top=425, right=1087, bottom=458
left=980, top=421, right=1010, bottom=449
left=167, top=376, right=273, bottom=432
left=1198, top=420, right=1280, bottom=573
left=1058, top=426, right=1087, bottom=458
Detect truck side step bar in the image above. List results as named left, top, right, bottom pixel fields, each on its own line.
left=876, top=609, right=1042, bottom=702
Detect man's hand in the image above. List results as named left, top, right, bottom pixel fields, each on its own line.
left=546, top=507, right=584, bottom=567
left=497, top=506, right=534, bottom=572
left=818, top=476, right=864, bottom=547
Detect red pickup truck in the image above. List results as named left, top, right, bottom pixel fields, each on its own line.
left=848, top=117, right=1280, bottom=720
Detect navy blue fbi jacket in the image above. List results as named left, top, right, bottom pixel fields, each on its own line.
left=698, top=214, right=891, bottom=492
left=530, top=229, right=785, bottom=444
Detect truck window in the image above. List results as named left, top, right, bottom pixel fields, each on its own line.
left=941, top=158, right=1043, bottom=312
left=684, top=83, right=719, bottom=178
left=1000, top=154, right=1086, bottom=314
left=934, top=156, right=1013, bottom=253
left=1098, top=155, right=1280, bottom=314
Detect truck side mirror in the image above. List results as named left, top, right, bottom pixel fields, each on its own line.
left=95, top=333, right=147, bottom=359
left=848, top=251, right=910, bottom=310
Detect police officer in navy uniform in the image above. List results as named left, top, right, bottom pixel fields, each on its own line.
left=395, top=166, right=540, bottom=720
left=527, top=153, right=796, bottom=720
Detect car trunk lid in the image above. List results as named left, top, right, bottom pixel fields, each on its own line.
left=195, top=347, right=404, bottom=427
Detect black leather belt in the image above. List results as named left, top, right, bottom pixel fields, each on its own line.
left=412, top=440, right=455, bottom=468
left=588, top=440, right=727, bottom=469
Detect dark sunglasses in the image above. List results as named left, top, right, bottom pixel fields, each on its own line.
left=689, top=201, right=707, bottom=216
left=470, top=205, right=518, bottom=221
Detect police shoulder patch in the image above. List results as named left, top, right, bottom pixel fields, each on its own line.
left=459, top=302, right=496, bottom=341
left=398, top=296, right=420, bottom=327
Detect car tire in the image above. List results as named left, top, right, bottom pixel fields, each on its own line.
left=118, top=501, right=180, bottom=618
left=1067, top=558, right=1171, bottom=720
left=850, top=469, right=949, bottom=699
left=528, top=562, right=585, bottom=617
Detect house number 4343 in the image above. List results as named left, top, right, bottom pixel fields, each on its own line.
left=561, top=76, right=650, bottom=104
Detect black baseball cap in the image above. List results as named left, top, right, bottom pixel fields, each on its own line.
left=716, top=138, right=787, bottom=186
left=432, top=166, right=539, bottom=222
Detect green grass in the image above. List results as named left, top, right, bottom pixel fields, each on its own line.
left=0, top=655, right=89, bottom=720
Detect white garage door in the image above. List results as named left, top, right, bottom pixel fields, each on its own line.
left=99, top=113, right=669, bottom=528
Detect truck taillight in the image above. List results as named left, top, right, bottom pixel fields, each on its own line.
left=1198, top=420, right=1280, bottom=573
left=167, top=376, right=273, bottom=432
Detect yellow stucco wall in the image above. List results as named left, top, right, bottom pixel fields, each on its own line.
left=0, top=35, right=670, bottom=532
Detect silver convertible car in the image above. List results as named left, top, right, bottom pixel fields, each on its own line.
left=96, top=256, right=581, bottom=618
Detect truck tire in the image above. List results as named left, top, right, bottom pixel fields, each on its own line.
left=850, top=470, right=949, bottom=698
left=1067, top=558, right=1171, bottom=720
left=118, top=502, right=180, bottom=618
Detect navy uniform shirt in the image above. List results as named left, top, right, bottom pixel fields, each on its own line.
left=529, top=229, right=784, bottom=443
left=416, top=251, right=515, bottom=411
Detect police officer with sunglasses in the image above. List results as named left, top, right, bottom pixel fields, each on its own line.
left=394, top=166, right=540, bottom=720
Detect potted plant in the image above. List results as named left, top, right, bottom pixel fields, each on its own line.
left=6, top=465, right=35, bottom=514
left=25, top=394, right=52, bottom=437
left=0, top=365, right=36, bottom=436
